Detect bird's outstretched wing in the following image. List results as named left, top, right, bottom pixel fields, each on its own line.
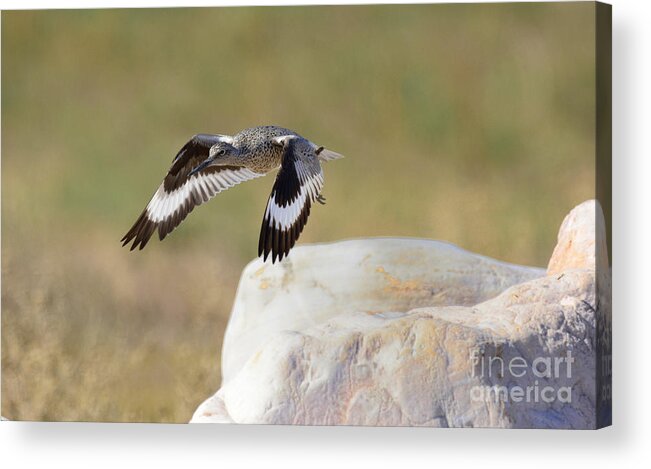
left=258, top=136, right=325, bottom=263
left=122, top=134, right=264, bottom=250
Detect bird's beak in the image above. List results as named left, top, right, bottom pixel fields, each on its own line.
left=189, top=158, right=214, bottom=176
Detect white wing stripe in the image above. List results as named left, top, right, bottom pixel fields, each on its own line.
left=221, top=173, right=235, bottom=185
left=205, top=177, right=218, bottom=193
left=266, top=191, right=308, bottom=231
left=264, top=167, right=324, bottom=232
left=159, top=189, right=171, bottom=220
left=146, top=170, right=264, bottom=222
left=211, top=174, right=226, bottom=188
left=196, top=178, right=208, bottom=199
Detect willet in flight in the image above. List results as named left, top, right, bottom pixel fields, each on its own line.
left=121, top=126, right=343, bottom=263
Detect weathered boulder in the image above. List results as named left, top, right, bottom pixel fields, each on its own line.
left=547, top=199, right=608, bottom=275
left=192, top=200, right=607, bottom=428
left=220, top=239, right=544, bottom=383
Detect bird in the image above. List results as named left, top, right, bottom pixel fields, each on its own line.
left=121, top=126, right=343, bottom=263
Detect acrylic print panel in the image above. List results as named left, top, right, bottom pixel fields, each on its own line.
left=1, top=1, right=611, bottom=427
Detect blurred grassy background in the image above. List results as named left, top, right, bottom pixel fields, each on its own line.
left=2, top=3, right=595, bottom=422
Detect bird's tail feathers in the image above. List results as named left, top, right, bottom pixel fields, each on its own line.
left=318, top=148, right=345, bottom=162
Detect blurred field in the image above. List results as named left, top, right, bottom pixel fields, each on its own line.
left=2, top=3, right=595, bottom=422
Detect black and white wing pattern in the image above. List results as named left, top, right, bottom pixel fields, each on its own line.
left=122, top=134, right=264, bottom=250
left=258, top=136, right=325, bottom=263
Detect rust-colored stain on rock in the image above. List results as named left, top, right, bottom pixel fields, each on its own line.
left=376, top=266, right=427, bottom=296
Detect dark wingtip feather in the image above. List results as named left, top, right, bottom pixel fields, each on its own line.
left=121, top=209, right=158, bottom=252
left=258, top=198, right=315, bottom=264
left=271, top=223, right=279, bottom=263
left=258, top=216, right=266, bottom=258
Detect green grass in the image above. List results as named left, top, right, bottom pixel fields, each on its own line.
left=2, top=3, right=596, bottom=422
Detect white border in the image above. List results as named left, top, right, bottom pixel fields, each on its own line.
left=2, top=1, right=650, bottom=468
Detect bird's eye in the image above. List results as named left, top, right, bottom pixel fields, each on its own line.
left=217, top=149, right=226, bottom=156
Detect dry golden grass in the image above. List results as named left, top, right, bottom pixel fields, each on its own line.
left=2, top=224, right=241, bottom=422
left=2, top=3, right=596, bottom=422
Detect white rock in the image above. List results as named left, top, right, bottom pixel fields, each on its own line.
left=221, top=238, right=544, bottom=383
left=547, top=199, right=609, bottom=275
left=192, top=201, right=607, bottom=428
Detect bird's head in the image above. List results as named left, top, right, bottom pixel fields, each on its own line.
left=208, top=141, right=240, bottom=163
left=189, top=142, right=240, bottom=176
